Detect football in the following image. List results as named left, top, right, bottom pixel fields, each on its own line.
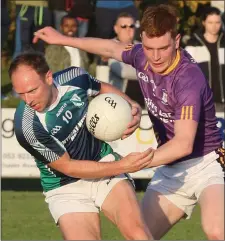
left=86, top=93, right=133, bottom=141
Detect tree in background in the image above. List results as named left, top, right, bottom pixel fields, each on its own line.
left=176, top=1, right=211, bottom=37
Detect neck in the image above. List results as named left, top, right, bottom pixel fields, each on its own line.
left=51, top=85, right=59, bottom=105
left=204, top=32, right=219, bottom=43
left=46, top=85, right=58, bottom=109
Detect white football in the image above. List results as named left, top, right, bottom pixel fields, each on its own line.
left=86, top=93, right=133, bottom=141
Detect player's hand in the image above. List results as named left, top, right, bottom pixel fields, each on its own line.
left=121, top=101, right=142, bottom=140
left=33, top=26, right=67, bottom=45
left=119, top=148, right=154, bottom=173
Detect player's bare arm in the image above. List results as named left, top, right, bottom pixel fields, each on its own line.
left=48, top=148, right=154, bottom=179
left=33, top=26, right=126, bottom=61
left=99, top=82, right=142, bottom=139
left=147, top=119, right=198, bottom=167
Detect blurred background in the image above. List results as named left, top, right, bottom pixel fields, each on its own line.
left=1, top=0, right=225, bottom=240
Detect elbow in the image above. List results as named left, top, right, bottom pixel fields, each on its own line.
left=182, top=142, right=194, bottom=156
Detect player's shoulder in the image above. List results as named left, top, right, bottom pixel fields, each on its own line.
left=14, top=102, right=41, bottom=139
left=124, top=43, right=147, bottom=68
left=15, top=101, right=29, bottom=122
left=53, top=66, right=88, bottom=84
left=53, top=66, right=100, bottom=91
left=125, top=43, right=142, bottom=53
left=167, top=49, right=208, bottom=95
left=175, top=49, right=207, bottom=83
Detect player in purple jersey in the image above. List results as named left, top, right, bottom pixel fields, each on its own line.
left=33, top=4, right=224, bottom=240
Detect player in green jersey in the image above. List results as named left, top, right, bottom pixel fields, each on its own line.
left=10, top=51, right=154, bottom=240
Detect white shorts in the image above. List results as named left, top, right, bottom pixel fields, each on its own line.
left=147, top=151, right=224, bottom=219
left=44, top=154, right=134, bottom=223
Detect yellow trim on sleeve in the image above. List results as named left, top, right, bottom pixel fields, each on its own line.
left=180, top=106, right=193, bottom=120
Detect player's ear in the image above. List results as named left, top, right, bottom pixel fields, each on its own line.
left=45, top=70, right=53, bottom=85
left=114, top=24, right=118, bottom=35
left=175, top=34, right=181, bottom=49
left=202, top=20, right=205, bottom=27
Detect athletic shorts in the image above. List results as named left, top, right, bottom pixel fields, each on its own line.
left=44, top=153, right=134, bottom=223
left=147, top=150, right=224, bottom=219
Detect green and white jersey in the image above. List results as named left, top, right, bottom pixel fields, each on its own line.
left=14, top=67, right=115, bottom=192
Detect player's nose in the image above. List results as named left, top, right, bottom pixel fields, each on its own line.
left=24, top=93, right=33, bottom=105
left=152, top=50, right=160, bottom=61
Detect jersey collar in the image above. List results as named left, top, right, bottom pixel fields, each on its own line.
left=161, top=50, right=181, bottom=75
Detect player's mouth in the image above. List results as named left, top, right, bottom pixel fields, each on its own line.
left=31, top=103, right=40, bottom=111
left=152, top=62, right=163, bottom=67
left=67, top=31, right=74, bottom=36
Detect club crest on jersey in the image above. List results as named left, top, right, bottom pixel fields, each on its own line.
left=161, top=89, right=168, bottom=105
left=70, top=93, right=84, bottom=107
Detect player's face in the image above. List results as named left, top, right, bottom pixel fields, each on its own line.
left=203, top=14, right=222, bottom=36
left=12, top=65, right=54, bottom=112
left=61, top=18, right=78, bottom=37
left=114, top=17, right=135, bottom=44
left=142, top=31, right=180, bottom=74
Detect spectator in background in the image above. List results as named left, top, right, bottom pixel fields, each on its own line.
left=48, top=0, right=72, bottom=32
left=95, top=0, right=139, bottom=39
left=185, top=7, right=225, bottom=104
left=70, top=0, right=94, bottom=37
left=108, top=12, right=145, bottom=108
left=48, top=0, right=94, bottom=37
left=45, top=14, right=89, bottom=72
left=13, top=0, right=53, bottom=58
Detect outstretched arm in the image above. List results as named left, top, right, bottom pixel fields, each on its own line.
left=33, top=26, right=126, bottom=61
left=49, top=148, right=154, bottom=179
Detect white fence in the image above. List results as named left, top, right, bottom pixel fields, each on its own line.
left=2, top=108, right=224, bottom=178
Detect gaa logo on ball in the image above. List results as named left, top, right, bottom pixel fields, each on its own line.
left=86, top=93, right=132, bottom=141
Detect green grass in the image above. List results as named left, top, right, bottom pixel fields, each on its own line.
left=2, top=191, right=206, bottom=240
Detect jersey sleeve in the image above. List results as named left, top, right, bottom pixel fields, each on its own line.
left=53, top=66, right=101, bottom=97
left=173, top=66, right=207, bottom=122
left=121, top=44, right=142, bottom=68
left=14, top=103, right=66, bottom=164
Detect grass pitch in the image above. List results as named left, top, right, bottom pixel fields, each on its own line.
left=2, top=191, right=206, bottom=240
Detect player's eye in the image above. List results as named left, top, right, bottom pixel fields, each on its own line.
left=30, top=89, right=37, bottom=94
left=161, top=46, right=168, bottom=50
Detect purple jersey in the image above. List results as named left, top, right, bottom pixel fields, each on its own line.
left=122, top=44, right=222, bottom=162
